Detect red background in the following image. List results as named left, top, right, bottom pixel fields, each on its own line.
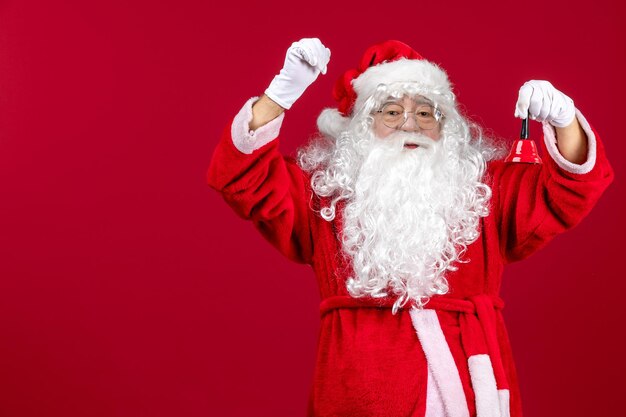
left=1, top=0, right=625, bottom=416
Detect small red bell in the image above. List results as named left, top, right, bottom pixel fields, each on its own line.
left=504, top=118, right=542, bottom=164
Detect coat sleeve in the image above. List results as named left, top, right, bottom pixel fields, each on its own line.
left=207, top=98, right=314, bottom=265
left=490, top=110, right=614, bottom=263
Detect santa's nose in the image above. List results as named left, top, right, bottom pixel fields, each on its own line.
left=399, top=113, right=420, bottom=132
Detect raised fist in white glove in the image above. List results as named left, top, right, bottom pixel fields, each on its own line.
left=514, top=80, right=576, bottom=128
left=265, top=38, right=331, bottom=110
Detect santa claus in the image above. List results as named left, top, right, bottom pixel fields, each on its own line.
left=208, top=38, right=613, bottom=417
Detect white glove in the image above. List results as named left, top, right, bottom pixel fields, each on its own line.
left=265, top=38, right=331, bottom=110
left=514, top=80, right=576, bottom=128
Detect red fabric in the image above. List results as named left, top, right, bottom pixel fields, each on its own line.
left=323, top=294, right=508, bottom=394
left=333, top=40, right=423, bottom=115
left=207, top=123, right=613, bottom=417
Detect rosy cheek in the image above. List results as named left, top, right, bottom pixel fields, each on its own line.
left=424, top=127, right=441, bottom=141
left=373, top=120, right=393, bottom=139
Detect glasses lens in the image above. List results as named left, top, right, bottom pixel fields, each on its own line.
left=381, top=103, right=405, bottom=128
left=414, top=105, right=437, bottom=130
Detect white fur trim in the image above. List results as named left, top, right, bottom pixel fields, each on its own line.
left=426, top=366, right=446, bottom=417
left=410, top=309, right=470, bottom=417
left=498, top=390, right=510, bottom=417
left=231, top=97, right=285, bottom=154
left=468, top=354, right=501, bottom=417
left=352, top=59, right=451, bottom=113
left=542, top=109, right=596, bottom=174
left=316, top=108, right=350, bottom=138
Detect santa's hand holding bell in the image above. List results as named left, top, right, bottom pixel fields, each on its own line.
left=515, top=80, right=587, bottom=164
left=514, top=80, right=575, bottom=127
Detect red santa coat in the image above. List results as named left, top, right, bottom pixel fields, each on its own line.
left=208, top=100, right=613, bottom=417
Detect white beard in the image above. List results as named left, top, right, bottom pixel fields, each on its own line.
left=341, top=131, right=490, bottom=312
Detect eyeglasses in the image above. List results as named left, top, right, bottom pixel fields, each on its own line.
left=375, top=102, right=443, bottom=130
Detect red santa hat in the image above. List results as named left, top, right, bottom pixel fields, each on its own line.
left=317, top=40, right=454, bottom=137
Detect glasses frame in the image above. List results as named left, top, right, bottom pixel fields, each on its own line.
left=374, top=101, right=444, bottom=131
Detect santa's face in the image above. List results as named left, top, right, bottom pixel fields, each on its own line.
left=372, top=96, right=442, bottom=143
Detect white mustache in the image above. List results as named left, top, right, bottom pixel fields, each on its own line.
left=386, top=131, right=437, bottom=149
